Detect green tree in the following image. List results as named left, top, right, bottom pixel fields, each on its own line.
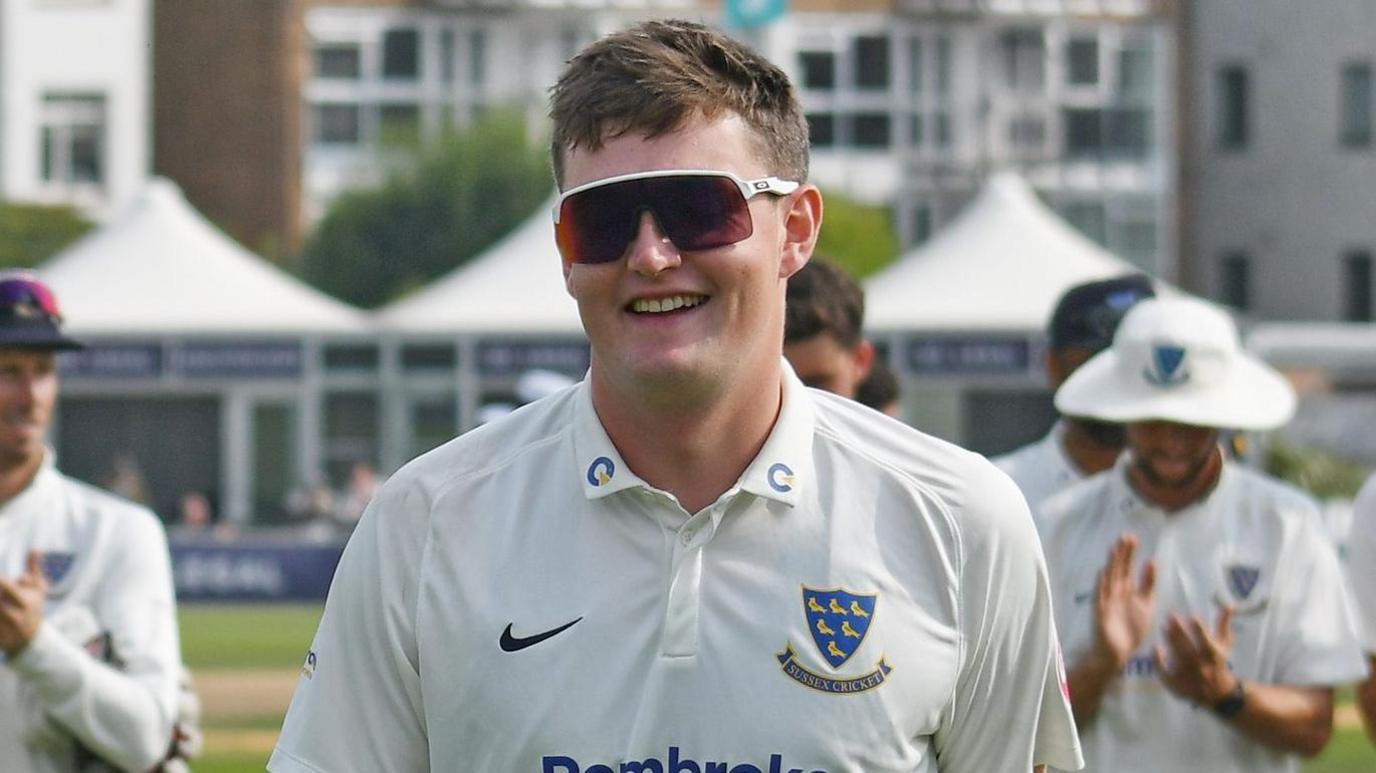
left=814, top=190, right=900, bottom=280
left=298, top=109, right=552, bottom=308
left=0, top=202, right=93, bottom=267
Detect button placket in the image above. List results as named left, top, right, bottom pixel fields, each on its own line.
left=659, top=506, right=722, bottom=658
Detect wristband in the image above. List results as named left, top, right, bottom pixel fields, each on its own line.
left=1212, top=679, right=1246, bottom=719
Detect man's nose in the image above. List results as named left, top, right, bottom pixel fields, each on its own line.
left=624, top=210, right=682, bottom=277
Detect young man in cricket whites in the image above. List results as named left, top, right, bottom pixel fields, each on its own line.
left=271, top=20, right=1081, bottom=773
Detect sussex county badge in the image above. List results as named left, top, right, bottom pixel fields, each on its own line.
left=777, top=586, right=891, bottom=694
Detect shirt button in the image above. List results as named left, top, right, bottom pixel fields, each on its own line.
left=681, top=529, right=696, bottom=545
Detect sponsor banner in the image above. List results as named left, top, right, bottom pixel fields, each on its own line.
left=170, top=540, right=344, bottom=601
left=905, top=337, right=1031, bottom=375
left=178, top=341, right=303, bottom=379
left=59, top=341, right=164, bottom=380
left=477, top=338, right=590, bottom=378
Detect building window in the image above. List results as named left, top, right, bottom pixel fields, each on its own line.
left=314, top=103, right=360, bottom=145
left=1340, top=62, right=1373, bottom=147
left=315, top=44, right=361, bottom=79
left=806, top=113, right=835, bottom=148
left=1064, top=108, right=1102, bottom=158
left=854, top=35, right=890, bottom=90
left=439, top=29, right=455, bottom=84
left=1000, top=28, right=1044, bottom=93
left=1118, top=43, right=1155, bottom=102
left=382, top=28, right=420, bottom=80
left=1345, top=250, right=1373, bottom=321
left=39, top=93, right=105, bottom=185
left=1217, top=64, right=1250, bottom=150
left=907, top=37, right=923, bottom=94
left=799, top=51, right=836, bottom=91
left=852, top=113, right=891, bottom=148
left=911, top=204, right=932, bottom=244
left=1067, top=37, right=1099, bottom=86
left=934, top=112, right=951, bottom=147
left=1009, top=114, right=1046, bottom=150
left=469, top=29, right=486, bottom=87
left=908, top=113, right=924, bottom=146
left=936, top=36, right=951, bottom=95
left=1219, top=252, right=1250, bottom=310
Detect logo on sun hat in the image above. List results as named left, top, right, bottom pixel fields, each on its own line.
left=1054, top=297, right=1295, bottom=431
left=1144, top=344, right=1190, bottom=387
left=0, top=272, right=83, bottom=351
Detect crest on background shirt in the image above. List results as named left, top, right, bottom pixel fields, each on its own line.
left=1214, top=560, right=1268, bottom=614
left=42, top=552, right=76, bottom=587
left=776, top=586, right=891, bottom=695
left=1227, top=565, right=1261, bottom=601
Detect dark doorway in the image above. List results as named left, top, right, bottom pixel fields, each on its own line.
left=56, top=396, right=221, bottom=523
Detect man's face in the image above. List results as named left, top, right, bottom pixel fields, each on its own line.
left=1126, top=420, right=1219, bottom=489
left=0, top=349, right=58, bottom=470
left=560, top=114, right=818, bottom=398
left=784, top=334, right=874, bottom=399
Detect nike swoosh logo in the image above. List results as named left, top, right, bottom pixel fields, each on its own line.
left=499, top=617, right=583, bottom=652
left=1073, top=591, right=1095, bottom=605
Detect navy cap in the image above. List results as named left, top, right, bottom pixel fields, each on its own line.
left=0, top=272, right=84, bottom=351
left=1048, top=274, right=1155, bottom=352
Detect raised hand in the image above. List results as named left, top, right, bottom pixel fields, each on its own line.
left=1155, top=606, right=1238, bottom=706
left=1094, top=534, right=1157, bottom=669
left=0, top=551, right=50, bottom=658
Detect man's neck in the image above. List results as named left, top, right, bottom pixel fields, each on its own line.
left=1126, top=446, right=1224, bottom=513
left=0, top=449, right=45, bottom=508
left=1060, top=419, right=1123, bottom=477
left=590, top=366, right=784, bottom=515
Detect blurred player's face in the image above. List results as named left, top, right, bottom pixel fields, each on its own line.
left=0, top=349, right=58, bottom=470
left=784, top=334, right=874, bottom=399
left=561, top=114, right=819, bottom=402
left=1127, top=420, right=1220, bottom=490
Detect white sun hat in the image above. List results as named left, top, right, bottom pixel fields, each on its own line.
left=1054, top=296, right=1296, bottom=431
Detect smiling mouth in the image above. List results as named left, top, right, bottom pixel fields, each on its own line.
left=628, top=294, right=707, bottom=314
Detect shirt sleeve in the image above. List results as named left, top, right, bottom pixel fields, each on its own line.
left=270, top=472, right=430, bottom=773
left=9, top=506, right=180, bottom=772
left=1272, top=509, right=1369, bottom=686
left=933, top=461, right=1084, bottom=772
left=1347, top=476, right=1376, bottom=653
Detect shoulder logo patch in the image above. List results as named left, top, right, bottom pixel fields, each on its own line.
left=777, top=586, right=890, bottom=694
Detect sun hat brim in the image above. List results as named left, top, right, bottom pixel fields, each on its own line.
left=1055, top=347, right=1295, bottom=431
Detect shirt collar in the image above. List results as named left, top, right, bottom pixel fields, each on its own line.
left=570, top=360, right=815, bottom=508
left=0, top=449, right=60, bottom=518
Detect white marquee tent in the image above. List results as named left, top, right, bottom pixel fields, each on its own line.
left=865, top=171, right=1145, bottom=333
left=40, top=178, right=367, bottom=335
left=375, top=195, right=582, bottom=334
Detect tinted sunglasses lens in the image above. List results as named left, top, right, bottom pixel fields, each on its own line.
left=557, top=182, right=643, bottom=265
left=647, top=175, right=752, bottom=252
left=557, top=175, right=752, bottom=264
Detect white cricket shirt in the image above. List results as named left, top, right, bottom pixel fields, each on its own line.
left=1040, top=458, right=1367, bottom=773
left=0, top=452, right=181, bottom=773
left=992, top=421, right=1083, bottom=525
left=271, top=365, right=1082, bottom=773
left=1347, top=475, right=1376, bottom=653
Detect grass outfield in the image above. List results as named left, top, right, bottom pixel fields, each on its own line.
left=178, top=603, right=1376, bottom=772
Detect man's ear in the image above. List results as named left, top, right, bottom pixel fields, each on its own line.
left=779, top=185, right=823, bottom=279
left=854, top=339, right=876, bottom=381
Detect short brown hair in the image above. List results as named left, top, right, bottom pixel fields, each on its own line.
left=785, top=260, right=865, bottom=349
left=548, top=19, right=809, bottom=187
